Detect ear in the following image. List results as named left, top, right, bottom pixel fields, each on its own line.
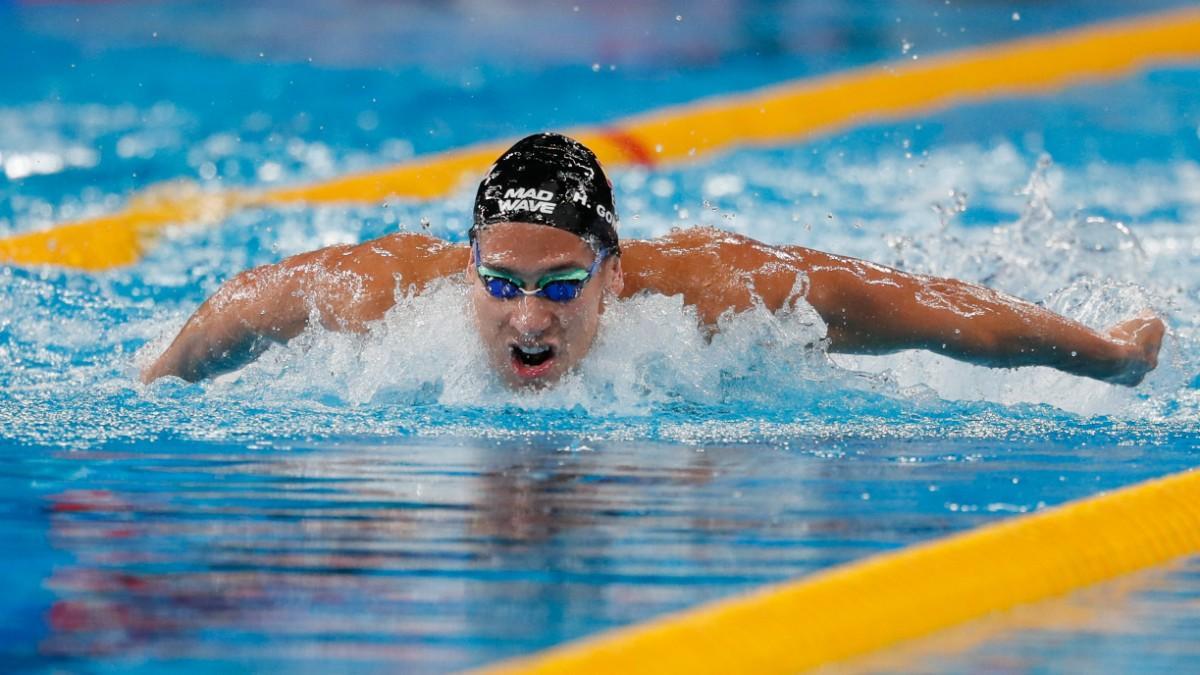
left=605, top=257, right=624, bottom=297
left=597, top=258, right=623, bottom=316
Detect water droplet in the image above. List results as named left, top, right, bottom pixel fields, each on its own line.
left=1011, top=11, right=1020, bottom=21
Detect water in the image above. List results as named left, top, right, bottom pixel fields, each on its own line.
left=2, top=1, right=1199, bottom=672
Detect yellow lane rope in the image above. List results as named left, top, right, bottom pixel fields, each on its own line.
left=2, top=7, right=1199, bottom=270
left=477, top=468, right=1200, bottom=675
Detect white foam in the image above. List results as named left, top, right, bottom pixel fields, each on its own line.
left=195, top=274, right=844, bottom=415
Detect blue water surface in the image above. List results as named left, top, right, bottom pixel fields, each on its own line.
left=2, top=1, right=1199, bottom=672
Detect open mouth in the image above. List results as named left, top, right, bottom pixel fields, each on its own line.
left=510, top=343, right=556, bottom=378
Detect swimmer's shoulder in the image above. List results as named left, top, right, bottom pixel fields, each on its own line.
left=618, top=226, right=836, bottom=312
left=358, top=232, right=468, bottom=268
left=291, top=232, right=468, bottom=283
left=626, top=226, right=848, bottom=271
left=261, top=233, right=467, bottom=307
left=619, top=227, right=771, bottom=302
left=621, top=226, right=810, bottom=276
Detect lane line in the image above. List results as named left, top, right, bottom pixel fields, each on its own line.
left=2, top=7, right=1198, bottom=269
left=596, top=127, right=658, bottom=167
left=476, top=468, right=1200, bottom=675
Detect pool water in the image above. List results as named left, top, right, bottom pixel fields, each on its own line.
left=2, top=1, right=1199, bottom=672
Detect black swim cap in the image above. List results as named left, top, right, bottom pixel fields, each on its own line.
left=471, top=133, right=620, bottom=254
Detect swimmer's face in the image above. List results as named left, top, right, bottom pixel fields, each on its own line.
left=468, top=222, right=623, bottom=388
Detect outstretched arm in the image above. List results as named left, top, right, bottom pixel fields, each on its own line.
left=141, top=233, right=462, bottom=383
left=798, top=250, right=1164, bottom=386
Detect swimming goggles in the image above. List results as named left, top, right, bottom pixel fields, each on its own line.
left=472, top=239, right=607, bottom=303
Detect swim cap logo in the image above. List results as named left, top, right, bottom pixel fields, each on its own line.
left=499, top=187, right=557, bottom=216
left=596, top=203, right=615, bottom=225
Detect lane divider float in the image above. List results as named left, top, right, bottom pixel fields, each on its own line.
left=477, top=468, right=1200, bottom=674
left=1, top=6, right=1198, bottom=270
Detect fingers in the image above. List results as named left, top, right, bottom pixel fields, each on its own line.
left=1103, top=313, right=1166, bottom=387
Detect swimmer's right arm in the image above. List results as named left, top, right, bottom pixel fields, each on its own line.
left=140, top=248, right=360, bottom=383
left=140, top=233, right=461, bottom=383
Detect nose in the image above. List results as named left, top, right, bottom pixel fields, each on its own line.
left=508, top=295, right=555, bottom=336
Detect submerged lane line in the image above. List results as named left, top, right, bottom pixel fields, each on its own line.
left=477, top=468, right=1200, bottom=674
left=2, top=6, right=1199, bottom=270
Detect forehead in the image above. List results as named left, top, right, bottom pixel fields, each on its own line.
left=475, top=222, right=594, bottom=269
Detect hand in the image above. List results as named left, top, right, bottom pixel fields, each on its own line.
left=1103, top=313, right=1165, bottom=386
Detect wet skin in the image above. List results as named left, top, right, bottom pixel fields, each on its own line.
left=142, top=225, right=1165, bottom=387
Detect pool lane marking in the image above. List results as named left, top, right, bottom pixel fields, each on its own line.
left=614, top=6, right=1200, bottom=166
left=2, top=6, right=1199, bottom=270
left=596, top=127, right=658, bottom=167
left=476, top=468, right=1200, bottom=675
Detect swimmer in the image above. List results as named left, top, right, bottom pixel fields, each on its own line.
left=141, top=133, right=1165, bottom=388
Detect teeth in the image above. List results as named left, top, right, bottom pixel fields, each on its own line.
left=515, top=344, right=550, bottom=355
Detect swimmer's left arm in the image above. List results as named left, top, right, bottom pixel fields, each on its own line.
left=796, top=250, right=1165, bottom=386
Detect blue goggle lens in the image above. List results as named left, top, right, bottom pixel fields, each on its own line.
left=540, top=280, right=584, bottom=302
left=481, top=275, right=585, bottom=302
left=484, top=276, right=521, bottom=299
